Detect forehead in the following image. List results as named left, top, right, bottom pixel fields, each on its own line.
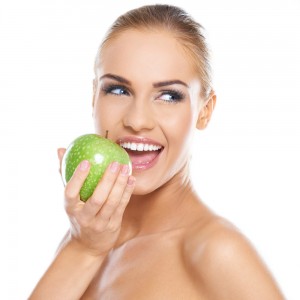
left=97, top=29, right=198, bottom=83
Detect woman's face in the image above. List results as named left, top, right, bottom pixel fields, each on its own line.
left=93, top=29, right=206, bottom=195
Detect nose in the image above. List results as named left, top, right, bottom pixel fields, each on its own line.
left=123, top=99, right=155, bottom=132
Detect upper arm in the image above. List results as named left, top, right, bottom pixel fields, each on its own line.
left=188, top=223, right=285, bottom=300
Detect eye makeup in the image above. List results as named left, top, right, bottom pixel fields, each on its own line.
left=101, top=83, right=131, bottom=96
left=157, top=89, right=185, bottom=103
left=100, top=81, right=186, bottom=103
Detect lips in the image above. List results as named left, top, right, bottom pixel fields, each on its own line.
left=117, top=136, right=164, bottom=171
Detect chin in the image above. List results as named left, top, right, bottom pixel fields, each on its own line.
left=131, top=178, right=160, bottom=196
left=131, top=185, right=155, bottom=196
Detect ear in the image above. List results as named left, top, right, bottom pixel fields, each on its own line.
left=196, top=91, right=217, bottom=130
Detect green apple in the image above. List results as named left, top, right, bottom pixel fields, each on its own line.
left=62, top=133, right=131, bottom=201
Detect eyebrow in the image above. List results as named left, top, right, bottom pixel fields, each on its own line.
left=153, top=80, right=188, bottom=88
left=99, top=73, right=189, bottom=88
left=99, top=73, right=131, bottom=85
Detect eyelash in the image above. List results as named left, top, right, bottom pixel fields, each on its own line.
left=158, top=89, right=185, bottom=103
left=101, top=84, right=185, bottom=103
left=101, top=84, right=130, bottom=96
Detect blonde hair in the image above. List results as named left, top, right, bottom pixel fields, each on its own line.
left=95, top=4, right=212, bottom=98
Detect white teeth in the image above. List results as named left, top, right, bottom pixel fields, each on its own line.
left=137, top=143, right=144, bottom=151
left=131, top=143, right=137, bottom=150
left=120, top=142, right=162, bottom=151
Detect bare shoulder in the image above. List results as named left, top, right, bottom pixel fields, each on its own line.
left=182, top=215, right=285, bottom=300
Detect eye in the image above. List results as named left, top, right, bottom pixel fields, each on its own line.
left=157, top=90, right=185, bottom=103
left=102, top=84, right=130, bottom=96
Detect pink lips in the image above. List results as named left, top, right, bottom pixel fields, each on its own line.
left=117, top=136, right=164, bottom=171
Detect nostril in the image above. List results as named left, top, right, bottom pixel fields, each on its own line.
left=123, top=104, right=155, bottom=132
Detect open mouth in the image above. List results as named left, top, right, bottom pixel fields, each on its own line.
left=120, top=142, right=164, bottom=171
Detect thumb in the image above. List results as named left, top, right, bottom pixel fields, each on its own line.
left=57, top=148, right=66, bottom=175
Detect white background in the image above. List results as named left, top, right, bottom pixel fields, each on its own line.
left=1, top=0, right=299, bottom=299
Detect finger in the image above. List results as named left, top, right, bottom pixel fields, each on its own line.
left=64, top=160, right=90, bottom=208
left=57, top=148, right=66, bottom=175
left=82, top=162, right=121, bottom=219
left=108, top=176, right=136, bottom=230
left=96, top=164, right=131, bottom=224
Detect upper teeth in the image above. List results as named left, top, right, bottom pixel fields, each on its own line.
left=120, top=142, right=162, bottom=151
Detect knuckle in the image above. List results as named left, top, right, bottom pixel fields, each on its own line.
left=89, top=195, right=103, bottom=207
left=64, top=204, right=73, bottom=216
left=103, top=170, right=118, bottom=185
left=99, top=208, right=111, bottom=222
left=64, top=186, right=77, bottom=201
left=77, top=217, right=90, bottom=229
left=116, top=174, right=129, bottom=185
left=74, top=169, right=87, bottom=182
left=121, top=186, right=133, bottom=198
left=94, top=221, right=105, bottom=233
left=105, top=199, right=119, bottom=211
left=106, top=221, right=120, bottom=233
left=119, top=190, right=132, bottom=207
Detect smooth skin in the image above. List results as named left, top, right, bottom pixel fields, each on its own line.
left=29, top=29, right=285, bottom=299
left=30, top=157, right=136, bottom=299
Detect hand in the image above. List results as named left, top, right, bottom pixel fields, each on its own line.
left=57, top=148, right=135, bottom=257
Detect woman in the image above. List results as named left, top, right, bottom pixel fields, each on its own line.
left=30, top=4, right=284, bottom=299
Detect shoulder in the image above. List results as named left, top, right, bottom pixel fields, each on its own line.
left=182, top=216, right=284, bottom=300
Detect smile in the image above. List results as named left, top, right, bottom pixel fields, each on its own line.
left=118, top=137, right=164, bottom=171
left=120, top=142, right=162, bottom=152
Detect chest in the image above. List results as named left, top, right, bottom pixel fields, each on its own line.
left=81, top=235, right=202, bottom=299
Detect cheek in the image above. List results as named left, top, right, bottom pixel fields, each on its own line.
left=158, top=105, right=196, bottom=177
left=93, top=98, right=123, bottom=135
left=162, top=105, right=195, bottom=148
left=93, top=101, right=107, bottom=135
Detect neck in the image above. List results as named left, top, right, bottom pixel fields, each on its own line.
left=119, top=164, right=199, bottom=242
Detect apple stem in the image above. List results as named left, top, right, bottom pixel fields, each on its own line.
left=105, top=130, right=109, bottom=139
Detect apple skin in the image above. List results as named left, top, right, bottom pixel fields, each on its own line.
left=62, top=134, right=131, bottom=202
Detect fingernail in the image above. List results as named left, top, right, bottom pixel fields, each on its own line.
left=121, top=164, right=129, bottom=175
left=79, top=160, right=90, bottom=171
left=127, top=176, right=136, bottom=186
left=110, top=162, right=119, bottom=173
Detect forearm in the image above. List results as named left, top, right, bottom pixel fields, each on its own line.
left=55, top=229, right=71, bottom=255
left=29, top=240, right=106, bottom=300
